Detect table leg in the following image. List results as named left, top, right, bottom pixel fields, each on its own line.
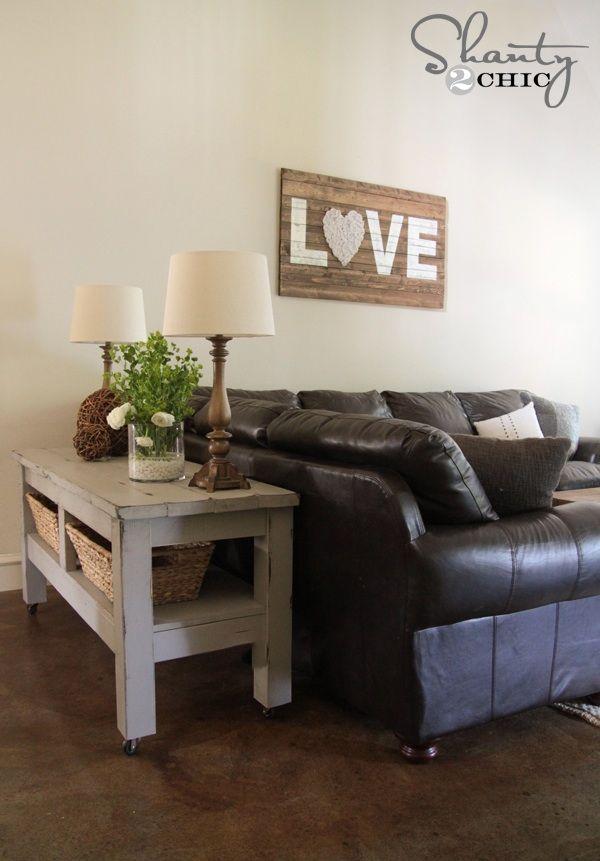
left=20, top=467, right=47, bottom=607
left=58, top=506, right=78, bottom=571
left=253, top=507, right=293, bottom=709
left=111, top=519, right=156, bottom=744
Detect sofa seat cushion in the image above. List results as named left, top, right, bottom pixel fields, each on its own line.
left=558, top=461, right=600, bottom=490
left=299, top=389, right=392, bottom=417
left=267, top=409, right=497, bottom=525
left=410, top=502, right=600, bottom=627
left=382, top=390, right=472, bottom=435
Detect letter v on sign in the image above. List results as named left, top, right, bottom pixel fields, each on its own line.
left=365, top=210, right=404, bottom=276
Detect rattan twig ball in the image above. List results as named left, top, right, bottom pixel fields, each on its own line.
left=77, top=388, right=119, bottom=429
left=73, top=422, right=112, bottom=461
left=76, top=388, right=128, bottom=457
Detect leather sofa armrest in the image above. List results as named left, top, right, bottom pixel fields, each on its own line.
left=249, top=447, right=425, bottom=544
left=237, top=446, right=427, bottom=738
left=184, top=434, right=426, bottom=542
left=573, top=437, right=600, bottom=463
left=361, top=470, right=426, bottom=544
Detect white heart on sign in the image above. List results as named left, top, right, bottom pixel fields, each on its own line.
left=322, top=208, right=365, bottom=267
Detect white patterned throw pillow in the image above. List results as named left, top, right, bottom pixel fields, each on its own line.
left=474, top=401, right=544, bottom=440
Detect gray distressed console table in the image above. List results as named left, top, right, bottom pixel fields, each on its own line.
left=12, top=447, right=298, bottom=755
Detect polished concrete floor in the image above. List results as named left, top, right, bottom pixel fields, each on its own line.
left=1, top=589, right=599, bottom=861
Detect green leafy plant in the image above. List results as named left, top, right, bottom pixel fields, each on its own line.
left=107, top=332, right=202, bottom=457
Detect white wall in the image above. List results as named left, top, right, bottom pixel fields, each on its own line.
left=1, top=0, right=599, bottom=555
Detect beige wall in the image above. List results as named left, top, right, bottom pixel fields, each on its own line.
left=1, top=0, right=599, bottom=554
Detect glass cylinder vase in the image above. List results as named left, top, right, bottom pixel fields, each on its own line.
left=128, top=422, right=185, bottom=482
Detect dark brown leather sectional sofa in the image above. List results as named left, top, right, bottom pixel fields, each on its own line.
left=185, top=387, right=600, bottom=760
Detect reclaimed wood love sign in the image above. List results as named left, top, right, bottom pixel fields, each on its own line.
left=279, top=169, right=447, bottom=309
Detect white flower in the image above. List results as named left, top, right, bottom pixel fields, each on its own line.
left=135, top=436, right=154, bottom=448
left=151, top=411, right=175, bottom=428
left=106, top=402, right=133, bottom=430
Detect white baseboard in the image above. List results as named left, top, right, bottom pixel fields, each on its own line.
left=0, top=555, right=22, bottom=592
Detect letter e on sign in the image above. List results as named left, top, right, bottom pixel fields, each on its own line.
left=407, top=218, right=438, bottom=281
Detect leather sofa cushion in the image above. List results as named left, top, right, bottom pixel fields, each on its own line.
left=454, top=435, right=570, bottom=516
left=193, top=398, right=292, bottom=447
left=558, top=461, right=600, bottom=490
left=410, top=502, right=600, bottom=628
left=184, top=432, right=210, bottom=463
left=573, top=438, right=600, bottom=464
left=186, top=387, right=211, bottom=432
left=298, top=389, right=392, bottom=417
left=267, top=409, right=498, bottom=525
left=189, top=386, right=300, bottom=412
left=456, top=389, right=529, bottom=425
left=382, top=390, right=472, bottom=435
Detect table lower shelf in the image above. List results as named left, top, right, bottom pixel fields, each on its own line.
left=26, top=533, right=266, bottom=662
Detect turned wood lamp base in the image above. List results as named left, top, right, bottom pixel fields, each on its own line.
left=189, top=459, right=250, bottom=493
left=188, top=335, right=251, bottom=493
left=100, top=342, right=113, bottom=389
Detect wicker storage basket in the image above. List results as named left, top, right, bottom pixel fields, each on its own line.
left=65, top=522, right=214, bottom=605
left=25, top=492, right=60, bottom=554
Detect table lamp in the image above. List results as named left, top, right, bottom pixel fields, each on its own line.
left=163, top=251, right=275, bottom=492
left=70, top=284, right=147, bottom=386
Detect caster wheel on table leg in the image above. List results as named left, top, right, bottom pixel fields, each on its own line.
left=122, top=738, right=140, bottom=756
left=262, top=707, right=273, bottom=718
left=27, top=604, right=38, bottom=616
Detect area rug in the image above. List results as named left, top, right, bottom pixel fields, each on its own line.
left=553, top=698, right=600, bottom=728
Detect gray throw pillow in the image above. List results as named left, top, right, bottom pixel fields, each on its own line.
left=453, top=435, right=571, bottom=517
left=521, top=391, right=580, bottom=458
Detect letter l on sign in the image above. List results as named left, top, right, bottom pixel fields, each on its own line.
left=290, top=197, right=327, bottom=266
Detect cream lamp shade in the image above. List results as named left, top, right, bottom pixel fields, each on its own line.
left=70, top=284, right=147, bottom=344
left=162, top=250, right=274, bottom=493
left=163, top=251, right=275, bottom=337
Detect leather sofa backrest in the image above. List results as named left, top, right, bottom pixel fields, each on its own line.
left=189, top=386, right=300, bottom=411
left=382, top=391, right=473, bottom=435
left=456, top=389, right=529, bottom=425
left=267, top=409, right=498, bottom=525
left=193, top=398, right=293, bottom=447
left=299, top=389, right=392, bottom=417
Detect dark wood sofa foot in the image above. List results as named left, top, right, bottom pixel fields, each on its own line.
left=395, top=733, right=440, bottom=763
